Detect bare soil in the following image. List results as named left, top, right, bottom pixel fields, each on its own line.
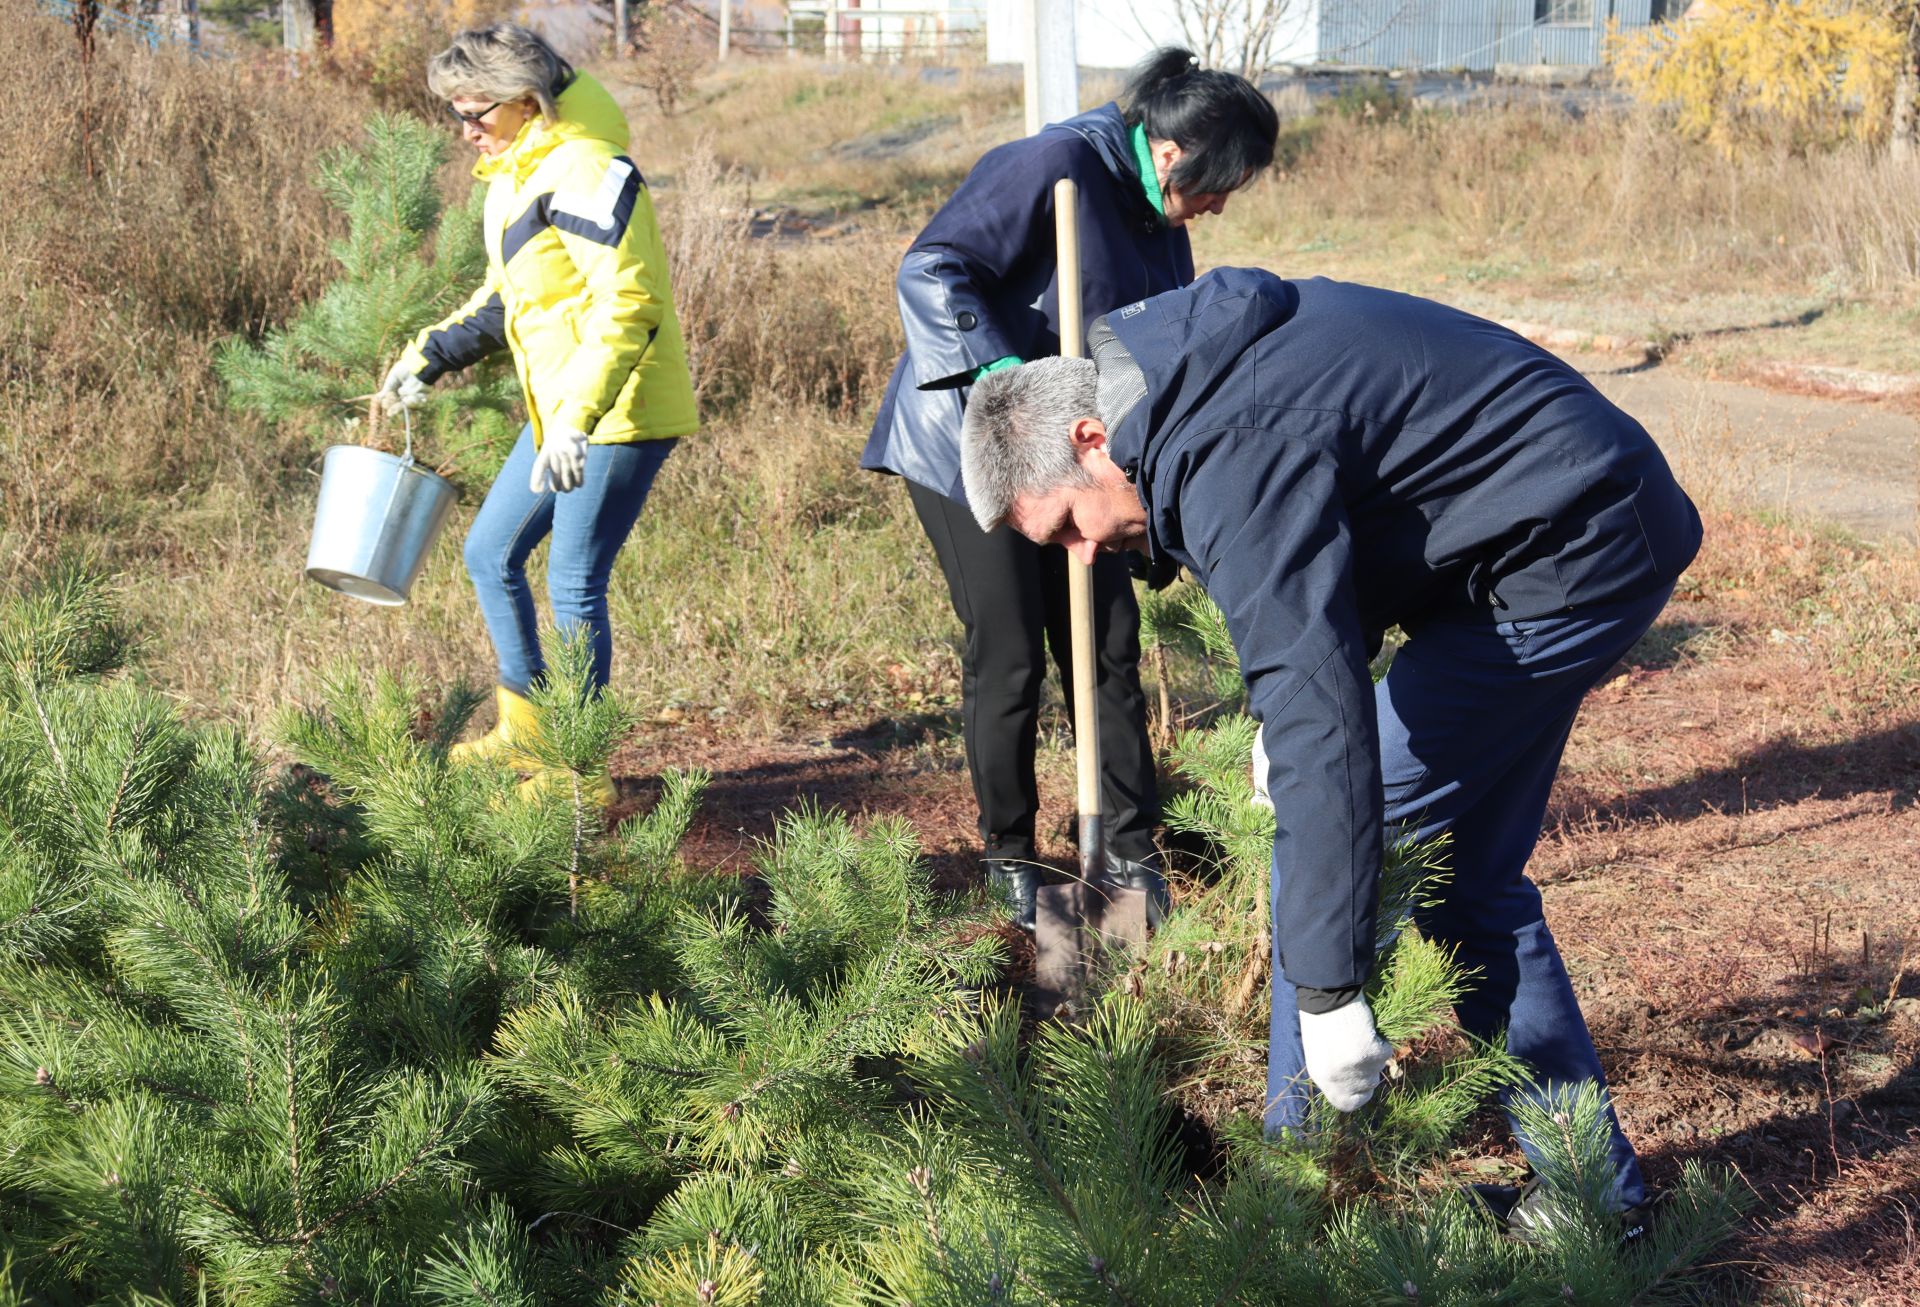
left=606, top=515, right=1920, bottom=1306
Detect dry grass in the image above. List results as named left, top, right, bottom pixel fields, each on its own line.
left=1200, top=100, right=1920, bottom=379
left=0, top=10, right=371, bottom=549
left=662, top=146, right=901, bottom=415
left=601, top=57, right=1028, bottom=212
left=1219, top=103, right=1920, bottom=294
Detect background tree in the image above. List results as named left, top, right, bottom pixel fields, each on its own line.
left=1134, top=0, right=1306, bottom=80
left=1611, top=0, right=1906, bottom=152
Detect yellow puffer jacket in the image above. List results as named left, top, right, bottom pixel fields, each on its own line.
left=403, top=73, right=698, bottom=446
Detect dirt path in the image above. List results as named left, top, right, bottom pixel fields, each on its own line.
left=1579, top=354, right=1920, bottom=544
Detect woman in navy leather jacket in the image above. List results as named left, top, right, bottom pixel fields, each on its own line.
left=861, top=48, right=1278, bottom=928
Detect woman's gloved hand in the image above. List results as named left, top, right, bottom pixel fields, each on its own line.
left=378, top=359, right=431, bottom=415
left=529, top=424, right=590, bottom=494
left=1298, top=996, right=1394, bottom=1112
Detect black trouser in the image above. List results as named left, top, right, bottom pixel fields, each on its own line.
left=908, top=479, right=1160, bottom=865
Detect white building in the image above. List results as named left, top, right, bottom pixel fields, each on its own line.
left=984, top=0, right=1316, bottom=72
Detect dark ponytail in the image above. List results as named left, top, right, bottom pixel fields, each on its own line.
left=1122, top=46, right=1279, bottom=197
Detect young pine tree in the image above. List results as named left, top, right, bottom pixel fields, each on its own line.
left=0, top=570, right=1745, bottom=1303
left=214, top=112, right=518, bottom=478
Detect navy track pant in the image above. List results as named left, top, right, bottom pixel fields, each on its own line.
left=1264, top=583, right=1675, bottom=1210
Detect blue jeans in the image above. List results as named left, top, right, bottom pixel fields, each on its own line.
left=463, top=425, right=676, bottom=696
left=1264, top=584, right=1674, bottom=1210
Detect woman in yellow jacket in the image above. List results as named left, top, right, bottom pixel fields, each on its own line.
left=380, top=24, right=697, bottom=772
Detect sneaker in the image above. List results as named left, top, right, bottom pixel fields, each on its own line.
left=1469, top=1179, right=1657, bottom=1248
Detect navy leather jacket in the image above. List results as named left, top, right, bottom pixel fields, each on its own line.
left=1093, top=269, right=1702, bottom=991
left=862, top=104, right=1193, bottom=503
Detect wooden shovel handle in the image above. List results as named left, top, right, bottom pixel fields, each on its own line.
left=1054, top=178, right=1103, bottom=883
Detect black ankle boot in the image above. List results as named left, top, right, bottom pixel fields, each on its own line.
left=985, top=860, right=1038, bottom=932
left=1102, top=850, right=1170, bottom=927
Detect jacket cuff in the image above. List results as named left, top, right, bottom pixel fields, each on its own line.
left=400, top=344, right=440, bottom=385
left=1295, top=983, right=1365, bottom=1015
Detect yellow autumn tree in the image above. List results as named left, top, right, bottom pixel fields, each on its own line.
left=1610, top=0, right=1906, bottom=151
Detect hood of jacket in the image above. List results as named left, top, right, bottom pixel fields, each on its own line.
left=475, top=72, right=630, bottom=185
left=1054, top=103, right=1163, bottom=226
left=1093, top=268, right=1299, bottom=562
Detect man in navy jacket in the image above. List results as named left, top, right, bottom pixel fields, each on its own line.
left=959, top=267, right=1700, bottom=1230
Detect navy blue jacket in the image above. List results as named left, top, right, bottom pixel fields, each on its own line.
left=863, top=104, right=1193, bottom=502
left=1093, top=269, right=1702, bottom=991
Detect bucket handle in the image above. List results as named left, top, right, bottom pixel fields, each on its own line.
left=365, top=395, right=417, bottom=465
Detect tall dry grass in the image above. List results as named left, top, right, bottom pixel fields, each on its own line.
left=661, top=146, right=901, bottom=415
left=1223, top=100, right=1920, bottom=296
left=607, top=57, right=1026, bottom=211
left=0, top=11, right=375, bottom=553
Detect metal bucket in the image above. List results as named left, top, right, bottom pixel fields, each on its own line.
left=305, top=408, right=458, bottom=606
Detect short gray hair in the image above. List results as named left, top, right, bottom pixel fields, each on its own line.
left=960, top=357, right=1100, bottom=531
left=428, top=24, right=575, bottom=124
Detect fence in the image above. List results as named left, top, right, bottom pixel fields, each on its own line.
left=36, top=0, right=215, bottom=54
left=741, top=3, right=990, bottom=61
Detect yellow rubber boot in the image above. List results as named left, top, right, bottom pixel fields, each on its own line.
left=515, top=767, right=616, bottom=808
left=450, top=687, right=542, bottom=769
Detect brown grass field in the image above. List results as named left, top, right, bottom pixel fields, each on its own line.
left=5, top=8, right=1920, bottom=1300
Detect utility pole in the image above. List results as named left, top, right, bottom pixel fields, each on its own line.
left=614, top=0, right=628, bottom=56
left=1023, top=0, right=1076, bottom=135
left=718, top=0, right=731, bottom=58
left=282, top=0, right=315, bottom=52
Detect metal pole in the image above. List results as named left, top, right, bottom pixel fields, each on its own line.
left=1024, top=0, right=1077, bottom=135
left=282, top=0, right=314, bottom=51
left=718, top=0, right=731, bottom=58
left=614, top=0, right=628, bottom=56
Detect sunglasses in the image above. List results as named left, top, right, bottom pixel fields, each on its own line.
left=446, top=100, right=505, bottom=127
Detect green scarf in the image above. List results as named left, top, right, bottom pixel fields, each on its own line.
left=1130, top=122, right=1167, bottom=218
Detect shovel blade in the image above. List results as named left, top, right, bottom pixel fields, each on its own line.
left=1032, top=881, right=1150, bottom=1020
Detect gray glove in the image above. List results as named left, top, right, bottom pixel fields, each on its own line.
left=378, top=359, right=431, bottom=415
left=529, top=424, right=590, bottom=494
left=1298, top=996, right=1394, bottom=1112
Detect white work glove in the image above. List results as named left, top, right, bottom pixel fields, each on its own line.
left=1250, top=727, right=1273, bottom=811
left=378, top=359, right=431, bottom=415
left=529, top=424, right=590, bottom=494
left=1298, top=997, right=1394, bottom=1112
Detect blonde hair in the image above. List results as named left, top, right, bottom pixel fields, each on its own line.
left=427, top=23, right=575, bottom=124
